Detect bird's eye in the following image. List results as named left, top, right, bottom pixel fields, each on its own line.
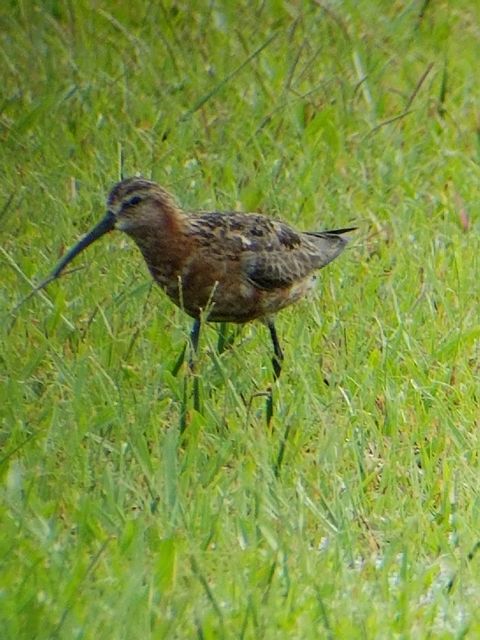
left=123, top=195, right=142, bottom=210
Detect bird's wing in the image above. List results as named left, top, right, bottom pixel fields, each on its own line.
left=190, top=212, right=353, bottom=291
left=245, top=225, right=353, bottom=291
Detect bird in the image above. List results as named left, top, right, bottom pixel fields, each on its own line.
left=33, top=177, right=355, bottom=380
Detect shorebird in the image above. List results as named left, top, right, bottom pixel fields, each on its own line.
left=33, top=177, right=354, bottom=379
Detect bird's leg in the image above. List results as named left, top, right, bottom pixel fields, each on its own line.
left=180, top=319, right=202, bottom=433
left=267, top=319, right=284, bottom=381
left=266, top=391, right=274, bottom=427
left=189, top=319, right=201, bottom=413
left=265, top=319, right=284, bottom=426
left=188, top=318, right=201, bottom=370
left=172, top=318, right=201, bottom=376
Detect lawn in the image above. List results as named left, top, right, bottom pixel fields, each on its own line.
left=1, top=1, right=480, bottom=637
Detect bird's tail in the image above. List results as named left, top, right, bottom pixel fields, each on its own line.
left=307, top=226, right=357, bottom=238
left=305, top=226, right=356, bottom=269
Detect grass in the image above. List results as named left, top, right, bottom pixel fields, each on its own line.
left=1, top=0, right=480, bottom=637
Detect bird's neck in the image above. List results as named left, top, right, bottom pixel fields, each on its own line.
left=126, top=210, right=191, bottom=287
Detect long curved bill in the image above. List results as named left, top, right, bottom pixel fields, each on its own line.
left=48, top=210, right=116, bottom=281
left=14, top=210, right=116, bottom=312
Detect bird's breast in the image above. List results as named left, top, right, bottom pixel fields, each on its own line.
left=133, top=230, right=317, bottom=323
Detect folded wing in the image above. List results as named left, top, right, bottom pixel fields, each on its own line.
left=245, top=226, right=354, bottom=291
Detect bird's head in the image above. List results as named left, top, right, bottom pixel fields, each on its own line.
left=107, top=177, right=179, bottom=233
left=43, top=177, right=180, bottom=283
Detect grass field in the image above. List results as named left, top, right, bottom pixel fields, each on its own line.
left=2, top=1, right=480, bottom=637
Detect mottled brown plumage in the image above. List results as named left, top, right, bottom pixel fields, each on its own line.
left=39, top=176, right=355, bottom=378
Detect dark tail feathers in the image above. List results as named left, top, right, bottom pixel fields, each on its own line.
left=306, top=226, right=357, bottom=239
